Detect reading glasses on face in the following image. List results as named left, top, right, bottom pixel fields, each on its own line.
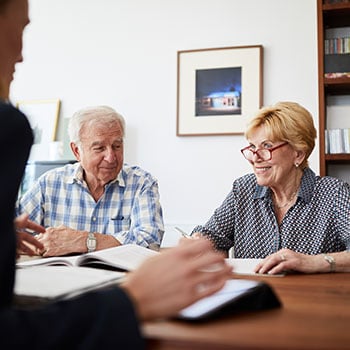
left=240, top=142, right=288, bottom=161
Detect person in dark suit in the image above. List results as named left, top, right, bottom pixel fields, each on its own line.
left=0, top=1, right=231, bottom=348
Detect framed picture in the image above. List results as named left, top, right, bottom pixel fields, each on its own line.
left=177, top=45, right=263, bottom=136
left=16, top=99, right=61, bottom=144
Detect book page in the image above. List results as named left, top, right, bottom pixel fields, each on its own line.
left=16, top=254, right=80, bottom=268
left=14, top=266, right=125, bottom=302
left=77, top=244, right=159, bottom=271
left=17, top=244, right=158, bottom=271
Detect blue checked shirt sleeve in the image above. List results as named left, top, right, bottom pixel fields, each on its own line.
left=112, top=176, right=164, bottom=250
left=16, top=180, right=45, bottom=226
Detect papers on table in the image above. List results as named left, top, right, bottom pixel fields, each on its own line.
left=14, top=266, right=125, bottom=304
left=226, top=258, right=285, bottom=277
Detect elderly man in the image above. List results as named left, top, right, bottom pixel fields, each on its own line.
left=1, top=1, right=231, bottom=348
left=17, top=105, right=164, bottom=256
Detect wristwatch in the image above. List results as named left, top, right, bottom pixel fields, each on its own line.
left=86, top=232, right=97, bottom=253
left=323, top=254, right=336, bottom=272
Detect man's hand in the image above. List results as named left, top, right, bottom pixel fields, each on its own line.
left=35, top=225, right=88, bottom=257
left=14, top=213, right=45, bottom=257
left=36, top=226, right=121, bottom=257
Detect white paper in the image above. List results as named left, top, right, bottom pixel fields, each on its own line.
left=226, top=258, right=285, bottom=277
left=14, top=266, right=124, bottom=300
left=225, top=258, right=263, bottom=275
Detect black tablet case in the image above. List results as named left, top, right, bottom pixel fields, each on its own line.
left=177, top=280, right=281, bottom=322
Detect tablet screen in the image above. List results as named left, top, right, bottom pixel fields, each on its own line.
left=178, top=279, right=260, bottom=320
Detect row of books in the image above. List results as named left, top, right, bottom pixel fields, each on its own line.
left=325, top=128, right=350, bottom=154
left=325, top=37, right=350, bottom=55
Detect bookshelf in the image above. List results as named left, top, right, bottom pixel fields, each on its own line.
left=317, top=0, right=350, bottom=180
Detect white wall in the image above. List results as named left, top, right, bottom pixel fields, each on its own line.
left=11, top=0, right=319, bottom=227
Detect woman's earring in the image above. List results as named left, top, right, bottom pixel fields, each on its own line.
left=295, top=163, right=299, bottom=168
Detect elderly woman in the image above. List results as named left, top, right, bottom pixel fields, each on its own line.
left=193, top=101, right=350, bottom=274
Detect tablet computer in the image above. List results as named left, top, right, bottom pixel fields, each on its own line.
left=177, top=279, right=281, bottom=321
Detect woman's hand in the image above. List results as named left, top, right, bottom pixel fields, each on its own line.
left=14, top=213, right=45, bottom=257
left=254, top=248, right=324, bottom=275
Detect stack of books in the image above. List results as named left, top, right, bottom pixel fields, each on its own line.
left=325, top=128, right=350, bottom=154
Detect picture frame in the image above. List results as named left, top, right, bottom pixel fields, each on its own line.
left=176, top=45, right=263, bottom=136
left=16, top=99, right=61, bottom=144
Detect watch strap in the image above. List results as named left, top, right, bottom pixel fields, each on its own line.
left=323, top=254, right=335, bottom=272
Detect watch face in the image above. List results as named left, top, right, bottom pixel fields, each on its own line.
left=87, top=239, right=96, bottom=249
left=87, top=234, right=96, bottom=251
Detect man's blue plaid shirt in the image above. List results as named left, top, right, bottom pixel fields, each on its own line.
left=17, top=163, right=164, bottom=249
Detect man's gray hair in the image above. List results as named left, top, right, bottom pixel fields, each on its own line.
left=68, top=105, right=125, bottom=143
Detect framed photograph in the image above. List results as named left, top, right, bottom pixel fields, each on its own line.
left=177, top=45, right=263, bottom=136
left=16, top=99, right=61, bottom=144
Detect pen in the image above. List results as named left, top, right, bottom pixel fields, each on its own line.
left=174, top=226, right=192, bottom=238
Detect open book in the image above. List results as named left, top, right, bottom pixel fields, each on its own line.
left=14, top=266, right=125, bottom=305
left=17, top=244, right=159, bottom=272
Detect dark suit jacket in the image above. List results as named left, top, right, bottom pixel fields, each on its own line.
left=0, top=102, right=144, bottom=349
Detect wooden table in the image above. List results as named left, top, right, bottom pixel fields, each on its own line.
left=143, top=273, right=350, bottom=350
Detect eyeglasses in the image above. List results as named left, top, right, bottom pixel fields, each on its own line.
left=240, top=142, right=288, bottom=161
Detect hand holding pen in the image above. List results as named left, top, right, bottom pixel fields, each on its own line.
left=175, top=227, right=202, bottom=239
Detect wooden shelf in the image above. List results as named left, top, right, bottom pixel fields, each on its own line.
left=325, top=154, right=350, bottom=162
left=324, top=76, right=350, bottom=94
left=323, top=3, right=350, bottom=27
left=318, top=0, right=350, bottom=177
